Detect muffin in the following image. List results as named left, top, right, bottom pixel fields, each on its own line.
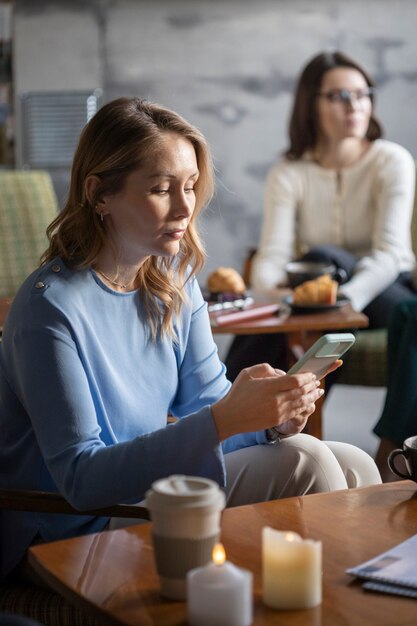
left=207, top=267, right=246, bottom=295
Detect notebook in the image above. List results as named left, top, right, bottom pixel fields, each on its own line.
left=209, top=303, right=280, bottom=327
left=347, top=533, right=417, bottom=596
left=362, top=580, right=417, bottom=599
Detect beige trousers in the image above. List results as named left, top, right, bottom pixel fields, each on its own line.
left=224, top=433, right=381, bottom=507
left=109, top=434, right=381, bottom=529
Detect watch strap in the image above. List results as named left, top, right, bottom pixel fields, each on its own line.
left=265, top=427, right=283, bottom=444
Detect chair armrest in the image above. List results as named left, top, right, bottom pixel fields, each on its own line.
left=0, top=488, right=150, bottom=520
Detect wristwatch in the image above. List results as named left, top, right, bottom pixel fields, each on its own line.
left=265, top=427, right=285, bottom=444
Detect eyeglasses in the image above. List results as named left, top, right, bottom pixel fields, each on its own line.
left=316, top=87, right=375, bottom=105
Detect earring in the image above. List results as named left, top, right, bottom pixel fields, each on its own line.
left=100, top=212, right=104, bottom=223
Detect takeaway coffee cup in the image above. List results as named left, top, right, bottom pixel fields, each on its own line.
left=388, top=435, right=417, bottom=482
left=145, top=475, right=225, bottom=600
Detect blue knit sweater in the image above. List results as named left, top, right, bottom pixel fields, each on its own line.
left=0, top=258, right=267, bottom=578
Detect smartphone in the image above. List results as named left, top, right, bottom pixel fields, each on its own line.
left=287, top=333, right=355, bottom=378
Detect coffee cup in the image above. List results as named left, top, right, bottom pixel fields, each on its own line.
left=145, top=475, right=225, bottom=600
left=285, top=261, right=347, bottom=288
left=388, top=435, right=417, bottom=481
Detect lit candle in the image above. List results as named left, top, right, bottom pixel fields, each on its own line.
left=187, top=543, right=253, bottom=626
left=262, top=527, right=322, bottom=610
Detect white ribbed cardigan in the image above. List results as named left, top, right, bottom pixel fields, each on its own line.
left=251, top=139, right=416, bottom=311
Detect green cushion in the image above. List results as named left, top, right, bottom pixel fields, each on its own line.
left=0, top=171, right=58, bottom=297
left=337, top=329, right=387, bottom=387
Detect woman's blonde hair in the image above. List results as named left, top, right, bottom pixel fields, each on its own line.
left=42, top=98, right=214, bottom=339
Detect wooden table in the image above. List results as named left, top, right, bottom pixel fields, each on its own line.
left=210, top=292, right=368, bottom=337
left=29, top=482, right=417, bottom=626
left=211, top=291, right=369, bottom=439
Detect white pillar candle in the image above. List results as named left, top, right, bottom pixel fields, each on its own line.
left=262, top=527, right=322, bottom=610
left=187, top=543, right=253, bottom=626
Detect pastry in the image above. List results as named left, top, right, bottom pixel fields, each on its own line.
left=207, top=267, right=246, bottom=294
left=293, top=274, right=338, bottom=305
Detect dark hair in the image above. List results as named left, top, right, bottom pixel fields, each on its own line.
left=286, top=51, right=383, bottom=160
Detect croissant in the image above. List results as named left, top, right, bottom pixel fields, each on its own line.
left=293, top=274, right=338, bottom=305
left=207, top=267, right=246, bottom=294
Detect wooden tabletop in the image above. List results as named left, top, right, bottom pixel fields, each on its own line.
left=29, top=481, right=417, bottom=626
left=210, top=290, right=368, bottom=335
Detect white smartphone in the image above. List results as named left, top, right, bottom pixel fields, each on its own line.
left=287, top=333, right=355, bottom=378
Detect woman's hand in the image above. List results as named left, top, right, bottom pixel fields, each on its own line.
left=275, top=358, right=343, bottom=436
left=211, top=363, right=324, bottom=442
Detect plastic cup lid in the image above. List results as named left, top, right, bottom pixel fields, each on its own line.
left=145, top=475, right=225, bottom=511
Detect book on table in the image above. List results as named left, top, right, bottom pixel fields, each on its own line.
left=209, top=303, right=280, bottom=327
left=346, top=533, right=417, bottom=599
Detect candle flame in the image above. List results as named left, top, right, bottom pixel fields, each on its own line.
left=212, top=542, right=226, bottom=565
left=284, top=532, right=298, bottom=542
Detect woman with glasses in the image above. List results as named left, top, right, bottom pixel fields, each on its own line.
left=225, top=51, right=417, bottom=382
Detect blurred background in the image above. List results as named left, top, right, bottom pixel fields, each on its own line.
left=6, top=0, right=417, bottom=283
left=3, top=0, right=417, bottom=453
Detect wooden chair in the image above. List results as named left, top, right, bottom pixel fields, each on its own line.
left=0, top=489, right=149, bottom=625
left=0, top=171, right=156, bottom=622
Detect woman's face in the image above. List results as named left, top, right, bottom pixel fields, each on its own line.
left=98, top=132, right=199, bottom=265
left=315, top=67, right=373, bottom=143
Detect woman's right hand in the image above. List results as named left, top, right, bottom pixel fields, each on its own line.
left=211, top=363, right=323, bottom=442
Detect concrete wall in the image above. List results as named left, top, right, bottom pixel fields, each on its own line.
left=14, top=0, right=417, bottom=290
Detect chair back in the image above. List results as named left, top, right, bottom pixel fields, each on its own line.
left=0, top=171, right=58, bottom=297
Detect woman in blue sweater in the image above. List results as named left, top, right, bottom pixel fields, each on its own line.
left=0, top=98, right=380, bottom=583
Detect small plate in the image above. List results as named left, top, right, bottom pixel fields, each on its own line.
left=202, top=288, right=253, bottom=310
left=206, top=294, right=254, bottom=313
left=283, top=294, right=350, bottom=314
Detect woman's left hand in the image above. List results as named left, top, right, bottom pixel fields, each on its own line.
left=274, top=359, right=343, bottom=437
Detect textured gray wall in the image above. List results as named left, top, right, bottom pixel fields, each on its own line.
left=14, top=0, right=417, bottom=290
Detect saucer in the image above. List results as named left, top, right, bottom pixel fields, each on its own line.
left=283, top=294, right=350, bottom=314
